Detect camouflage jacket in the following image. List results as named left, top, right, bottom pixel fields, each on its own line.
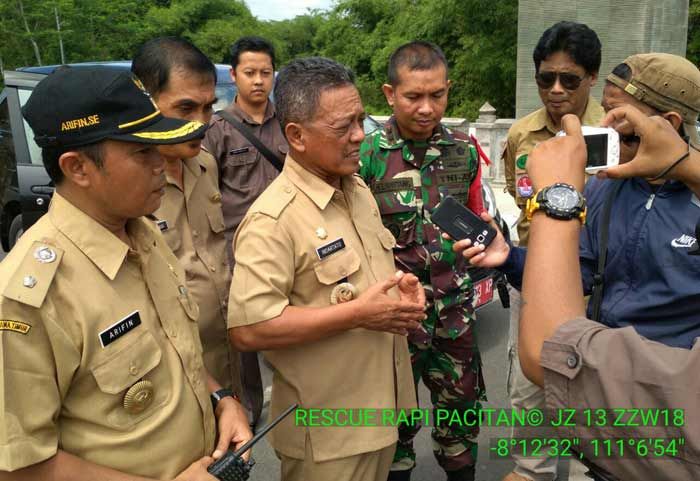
left=359, top=117, right=483, bottom=298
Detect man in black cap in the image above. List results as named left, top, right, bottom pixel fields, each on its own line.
left=0, top=67, right=251, bottom=480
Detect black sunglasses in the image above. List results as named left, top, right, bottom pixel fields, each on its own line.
left=535, top=71, right=586, bottom=90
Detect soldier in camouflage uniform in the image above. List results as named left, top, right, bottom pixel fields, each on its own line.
left=359, top=41, right=486, bottom=481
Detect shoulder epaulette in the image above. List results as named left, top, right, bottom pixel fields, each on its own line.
left=3, top=240, right=64, bottom=308
left=255, top=182, right=296, bottom=220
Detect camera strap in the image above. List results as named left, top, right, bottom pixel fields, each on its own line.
left=591, top=180, right=625, bottom=323
left=217, top=110, right=284, bottom=172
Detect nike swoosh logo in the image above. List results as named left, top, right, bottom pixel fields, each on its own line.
left=671, top=236, right=698, bottom=248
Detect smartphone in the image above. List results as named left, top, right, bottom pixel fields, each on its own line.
left=432, top=196, right=497, bottom=247
left=557, top=126, right=620, bottom=174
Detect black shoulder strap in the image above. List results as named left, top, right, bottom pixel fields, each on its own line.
left=216, top=110, right=284, bottom=172
left=590, top=180, right=625, bottom=322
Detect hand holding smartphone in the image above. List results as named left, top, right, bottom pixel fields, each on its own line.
left=432, top=196, right=497, bottom=247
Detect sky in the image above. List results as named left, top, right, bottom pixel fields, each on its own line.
left=247, top=0, right=335, bottom=21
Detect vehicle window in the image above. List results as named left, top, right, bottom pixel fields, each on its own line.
left=17, top=88, right=43, bottom=166
left=214, top=84, right=237, bottom=112
left=0, top=95, right=15, bottom=199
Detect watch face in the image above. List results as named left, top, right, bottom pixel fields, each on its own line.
left=546, top=185, right=579, bottom=210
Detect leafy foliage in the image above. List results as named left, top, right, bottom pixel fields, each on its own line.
left=1, top=0, right=694, bottom=118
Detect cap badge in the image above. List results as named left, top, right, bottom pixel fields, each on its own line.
left=123, top=380, right=154, bottom=414
left=330, top=282, right=358, bottom=304
left=34, top=246, right=57, bottom=263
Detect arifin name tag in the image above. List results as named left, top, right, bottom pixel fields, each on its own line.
left=99, top=311, right=142, bottom=348
left=316, top=238, right=346, bottom=260
left=156, top=219, right=169, bottom=232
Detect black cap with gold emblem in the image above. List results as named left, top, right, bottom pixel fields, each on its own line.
left=22, top=66, right=208, bottom=148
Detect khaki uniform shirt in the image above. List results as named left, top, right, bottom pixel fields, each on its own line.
left=202, top=99, right=288, bottom=239
left=0, top=193, right=216, bottom=478
left=228, top=156, right=417, bottom=462
left=503, top=98, right=604, bottom=245
left=542, top=318, right=700, bottom=480
left=154, top=150, right=241, bottom=395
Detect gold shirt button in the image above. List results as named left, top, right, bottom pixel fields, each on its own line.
left=209, top=265, right=216, bottom=272
left=123, top=380, right=154, bottom=414
left=129, top=363, right=139, bottom=376
left=284, top=185, right=292, bottom=193
left=192, top=230, right=199, bottom=237
left=211, top=192, right=222, bottom=202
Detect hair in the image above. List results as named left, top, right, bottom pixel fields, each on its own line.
left=230, top=36, right=276, bottom=71
left=387, top=41, right=448, bottom=86
left=131, top=37, right=216, bottom=98
left=533, top=21, right=602, bottom=75
left=42, top=142, right=104, bottom=185
left=274, top=57, right=355, bottom=130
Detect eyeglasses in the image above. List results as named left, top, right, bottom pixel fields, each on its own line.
left=535, top=71, right=586, bottom=90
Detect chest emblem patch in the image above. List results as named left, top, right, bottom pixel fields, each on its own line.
left=517, top=175, right=534, bottom=198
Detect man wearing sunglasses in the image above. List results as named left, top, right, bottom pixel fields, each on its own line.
left=500, top=21, right=604, bottom=481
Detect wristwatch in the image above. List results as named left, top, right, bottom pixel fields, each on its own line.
left=210, top=388, right=238, bottom=411
left=525, top=183, right=587, bottom=224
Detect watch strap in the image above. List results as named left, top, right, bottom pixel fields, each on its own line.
left=526, top=183, right=586, bottom=224
left=210, top=388, right=237, bottom=411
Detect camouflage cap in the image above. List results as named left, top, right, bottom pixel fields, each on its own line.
left=607, top=53, right=700, bottom=146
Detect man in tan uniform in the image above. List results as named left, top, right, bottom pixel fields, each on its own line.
left=132, top=37, right=241, bottom=397
left=0, top=67, right=251, bottom=480
left=518, top=108, right=700, bottom=481
left=203, top=35, right=288, bottom=428
left=501, top=21, right=604, bottom=481
left=228, top=57, right=426, bottom=481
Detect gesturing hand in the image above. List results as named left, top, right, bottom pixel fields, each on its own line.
left=396, top=271, right=426, bottom=306
left=354, top=274, right=426, bottom=335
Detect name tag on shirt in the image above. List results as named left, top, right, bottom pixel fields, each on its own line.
left=99, top=311, right=142, bottom=348
left=229, top=147, right=250, bottom=155
left=316, top=238, right=346, bottom=260
left=156, top=219, right=169, bottom=232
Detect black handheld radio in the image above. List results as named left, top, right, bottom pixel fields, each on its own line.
left=208, top=403, right=298, bottom=481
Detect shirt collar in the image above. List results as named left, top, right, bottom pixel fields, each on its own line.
left=526, top=96, right=603, bottom=134
left=283, top=155, right=357, bottom=210
left=378, top=116, right=456, bottom=149
left=48, top=192, right=156, bottom=280
left=227, top=96, right=276, bottom=125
